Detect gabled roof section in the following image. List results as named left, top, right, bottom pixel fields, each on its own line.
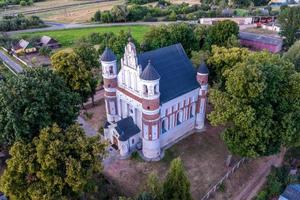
left=138, top=43, right=199, bottom=103
left=101, top=47, right=116, bottom=62
left=140, top=60, right=160, bottom=81
left=115, top=117, right=140, bottom=141
left=19, top=39, right=29, bottom=49
left=40, top=36, right=52, bottom=44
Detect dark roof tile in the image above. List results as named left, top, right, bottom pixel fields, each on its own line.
left=115, top=117, right=140, bottom=141
left=140, top=60, right=160, bottom=80
left=101, top=47, right=116, bottom=62
left=198, top=60, right=209, bottom=74
left=138, top=43, right=199, bottom=104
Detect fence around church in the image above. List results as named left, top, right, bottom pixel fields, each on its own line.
left=201, top=157, right=247, bottom=200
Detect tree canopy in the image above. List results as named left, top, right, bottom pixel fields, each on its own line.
left=0, top=68, right=80, bottom=146
left=204, top=20, right=239, bottom=50
left=278, top=6, right=300, bottom=47
left=283, top=40, right=300, bottom=72
left=208, top=47, right=300, bottom=157
left=0, top=123, right=106, bottom=200
left=51, top=43, right=99, bottom=104
left=141, top=23, right=200, bottom=56
left=162, top=158, right=192, bottom=200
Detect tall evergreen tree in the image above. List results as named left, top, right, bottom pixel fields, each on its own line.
left=162, top=158, right=193, bottom=200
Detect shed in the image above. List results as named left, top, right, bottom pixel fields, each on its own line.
left=239, top=31, right=283, bottom=53
left=39, top=36, right=60, bottom=49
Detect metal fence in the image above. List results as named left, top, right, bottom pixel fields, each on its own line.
left=201, top=157, right=247, bottom=200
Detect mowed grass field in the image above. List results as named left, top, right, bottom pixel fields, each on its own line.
left=19, top=25, right=151, bottom=47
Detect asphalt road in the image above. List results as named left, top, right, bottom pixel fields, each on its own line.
left=0, top=51, right=23, bottom=74
left=6, top=21, right=184, bottom=35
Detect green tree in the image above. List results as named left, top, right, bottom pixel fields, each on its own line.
left=162, top=158, right=192, bottom=200
left=204, top=20, right=239, bottom=50
left=92, top=10, right=101, bottom=22
left=278, top=6, right=300, bottom=47
left=207, top=46, right=250, bottom=84
left=0, top=68, right=80, bottom=146
left=283, top=40, right=300, bottom=72
left=51, top=43, right=99, bottom=105
left=146, top=173, right=163, bottom=200
left=111, top=5, right=128, bottom=22
left=208, top=51, right=300, bottom=157
left=101, top=11, right=113, bottom=23
left=141, top=23, right=198, bottom=56
left=0, top=124, right=106, bottom=200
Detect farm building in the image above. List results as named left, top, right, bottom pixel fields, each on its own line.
left=239, top=32, right=283, bottom=53
left=11, top=39, right=37, bottom=54
left=39, top=36, right=60, bottom=49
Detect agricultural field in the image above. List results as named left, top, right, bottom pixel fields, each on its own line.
left=1, top=0, right=124, bottom=23
left=18, top=25, right=151, bottom=47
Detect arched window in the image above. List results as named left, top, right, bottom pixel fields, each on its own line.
left=143, top=85, right=148, bottom=95
left=109, top=66, right=113, bottom=75
left=154, top=85, right=159, bottom=94
left=190, top=104, right=195, bottom=118
left=176, top=111, right=183, bottom=125
left=161, top=118, right=168, bottom=134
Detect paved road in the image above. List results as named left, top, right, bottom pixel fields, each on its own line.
left=6, top=21, right=183, bottom=35
left=0, top=50, right=24, bottom=74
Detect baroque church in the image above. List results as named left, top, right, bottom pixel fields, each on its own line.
left=101, top=40, right=209, bottom=161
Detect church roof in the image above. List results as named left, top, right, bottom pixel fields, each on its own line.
left=138, top=43, right=199, bottom=103
left=140, top=60, right=160, bottom=81
left=101, top=47, right=116, bottom=62
left=198, top=60, right=209, bottom=74
left=280, top=184, right=300, bottom=200
left=115, top=117, right=140, bottom=141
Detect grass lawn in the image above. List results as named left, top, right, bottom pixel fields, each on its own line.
left=18, top=25, right=151, bottom=48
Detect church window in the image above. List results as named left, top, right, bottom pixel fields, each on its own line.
left=190, top=104, right=195, bottom=118
left=176, top=111, right=183, bottom=125
left=109, top=66, right=113, bottom=75
left=143, top=85, right=148, bottom=95
left=132, top=138, right=134, bottom=144
left=161, top=118, right=168, bottom=134
left=154, top=85, right=159, bottom=94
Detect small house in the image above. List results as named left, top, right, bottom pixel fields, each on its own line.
left=239, top=32, right=283, bottom=53
left=279, top=184, right=300, bottom=200
left=11, top=39, right=37, bottom=54
left=39, top=36, right=60, bottom=49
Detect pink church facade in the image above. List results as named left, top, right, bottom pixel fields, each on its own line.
left=101, top=40, right=209, bottom=161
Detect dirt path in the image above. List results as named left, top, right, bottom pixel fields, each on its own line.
left=233, top=150, right=285, bottom=200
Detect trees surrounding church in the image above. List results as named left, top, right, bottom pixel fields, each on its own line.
left=208, top=47, right=300, bottom=157
left=51, top=43, right=99, bottom=105
left=0, top=68, right=80, bottom=147
left=0, top=123, right=106, bottom=200
left=204, top=20, right=239, bottom=50
left=141, top=23, right=199, bottom=56
left=162, top=158, right=193, bottom=200
left=283, top=40, right=300, bottom=72
left=278, top=6, right=300, bottom=47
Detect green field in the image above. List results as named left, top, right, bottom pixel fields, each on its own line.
left=19, top=25, right=151, bottom=47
